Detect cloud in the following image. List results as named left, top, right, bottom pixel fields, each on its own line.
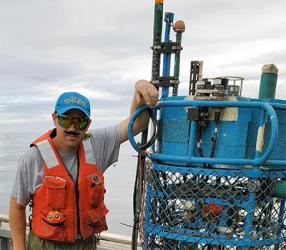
left=1, top=0, right=286, bottom=132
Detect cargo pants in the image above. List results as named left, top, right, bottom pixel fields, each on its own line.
left=27, top=232, right=98, bottom=250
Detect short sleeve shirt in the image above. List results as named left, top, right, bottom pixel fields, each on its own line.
left=11, top=124, right=121, bottom=206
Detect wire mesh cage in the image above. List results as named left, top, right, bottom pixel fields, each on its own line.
left=139, top=163, right=286, bottom=250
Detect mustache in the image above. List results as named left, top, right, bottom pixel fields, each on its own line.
left=64, top=130, right=80, bottom=136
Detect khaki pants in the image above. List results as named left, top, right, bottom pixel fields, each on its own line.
left=27, top=232, right=98, bottom=250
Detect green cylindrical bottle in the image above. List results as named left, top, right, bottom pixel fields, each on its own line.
left=274, top=180, right=286, bottom=199
left=258, top=64, right=278, bottom=99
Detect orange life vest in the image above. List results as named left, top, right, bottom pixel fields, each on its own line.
left=30, top=129, right=109, bottom=242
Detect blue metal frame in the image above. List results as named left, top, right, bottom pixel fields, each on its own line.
left=128, top=100, right=284, bottom=167
left=130, top=98, right=286, bottom=249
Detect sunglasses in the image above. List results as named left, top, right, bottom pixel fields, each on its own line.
left=57, top=115, right=89, bottom=130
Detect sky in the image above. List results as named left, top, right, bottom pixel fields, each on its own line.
left=1, top=0, right=286, bottom=133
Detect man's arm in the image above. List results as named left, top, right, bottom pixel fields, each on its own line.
left=120, top=80, right=159, bottom=143
left=9, top=197, right=27, bottom=250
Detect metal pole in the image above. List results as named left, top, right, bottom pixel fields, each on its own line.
left=161, top=12, right=174, bottom=98
left=151, top=0, right=164, bottom=83
left=132, top=1, right=164, bottom=249
left=173, top=20, right=185, bottom=96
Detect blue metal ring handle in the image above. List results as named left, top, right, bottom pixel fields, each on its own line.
left=128, top=104, right=150, bottom=154
left=128, top=100, right=279, bottom=166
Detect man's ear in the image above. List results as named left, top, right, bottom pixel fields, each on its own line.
left=86, top=119, right=92, bottom=131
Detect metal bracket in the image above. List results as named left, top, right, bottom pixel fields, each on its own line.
left=151, top=77, right=180, bottom=88
left=152, top=42, right=182, bottom=54
left=188, top=108, right=199, bottom=121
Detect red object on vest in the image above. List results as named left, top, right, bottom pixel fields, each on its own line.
left=30, top=130, right=109, bottom=242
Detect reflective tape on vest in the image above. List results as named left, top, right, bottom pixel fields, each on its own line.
left=82, top=138, right=96, bottom=165
left=36, top=140, right=59, bottom=169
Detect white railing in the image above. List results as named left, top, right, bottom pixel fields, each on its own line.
left=0, top=214, right=134, bottom=250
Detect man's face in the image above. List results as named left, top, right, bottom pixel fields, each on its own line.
left=52, top=109, right=91, bottom=152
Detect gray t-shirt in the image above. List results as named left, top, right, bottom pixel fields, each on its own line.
left=11, top=124, right=121, bottom=206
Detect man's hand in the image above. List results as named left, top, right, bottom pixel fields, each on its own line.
left=120, top=80, right=159, bottom=143
left=134, top=80, right=159, bottom=108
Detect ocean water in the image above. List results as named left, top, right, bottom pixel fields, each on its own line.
left=0, top=132, right=137, bottom=236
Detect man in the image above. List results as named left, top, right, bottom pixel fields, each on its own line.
left=9, top=80, right=158, bottom=250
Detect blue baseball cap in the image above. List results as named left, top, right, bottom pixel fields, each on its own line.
left=55, top=92, right=90, bottom=118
